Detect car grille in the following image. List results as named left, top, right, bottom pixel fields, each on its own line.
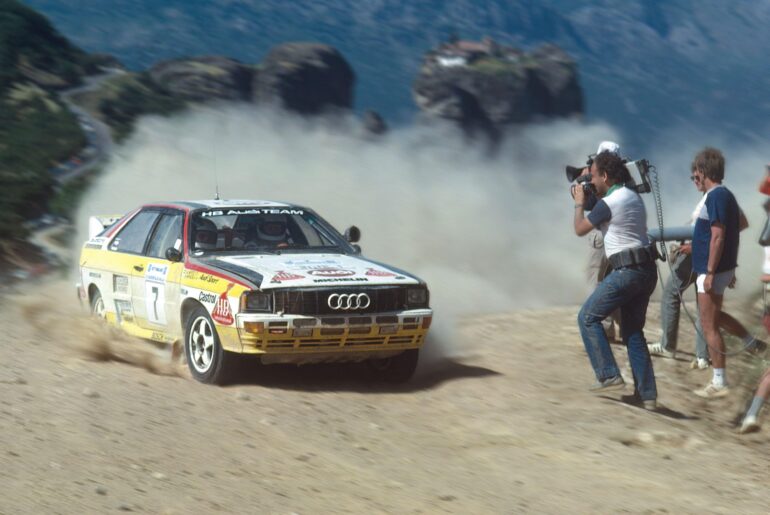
left=273, top=287, right=407, bottom=315
left=265, top=334, right=423, bottom=349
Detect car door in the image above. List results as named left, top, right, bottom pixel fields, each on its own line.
left=130, top=209, right=185, bottom=334
left=106, top=209, right=162, bottom=328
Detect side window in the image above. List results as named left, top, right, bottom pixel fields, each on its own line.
left=294, top=216, right=334, bottom=246
left=109, top=211, right=161, bottom=254
left=147, top=212, right=184, bottom=258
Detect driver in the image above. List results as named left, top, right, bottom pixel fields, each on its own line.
left=254, top=215, right=291, bottom=247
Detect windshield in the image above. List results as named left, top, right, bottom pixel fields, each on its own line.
left=190, top=207, right=352, bottom=254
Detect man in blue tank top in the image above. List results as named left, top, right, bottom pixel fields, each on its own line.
left=690, top=147, right=741, bottom=399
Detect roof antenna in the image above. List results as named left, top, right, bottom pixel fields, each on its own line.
left=213, top=136, right=220, bottom=200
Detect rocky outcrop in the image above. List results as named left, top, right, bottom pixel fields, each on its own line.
left=253, top=43, right=354, bottom=114
left=413, top=40, right=582, bottom=133
left=148, top=56, right=254, bottom=101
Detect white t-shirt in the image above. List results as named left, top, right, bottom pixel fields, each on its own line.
left=587, top=186, right=650, bottom=258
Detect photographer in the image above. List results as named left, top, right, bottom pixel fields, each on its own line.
left=573, top=152, right=658, bottom=409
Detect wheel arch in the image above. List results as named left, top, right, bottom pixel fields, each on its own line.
left=180, top=298, right=206, bottom=328
left=87, top=283, right=100, bottom=305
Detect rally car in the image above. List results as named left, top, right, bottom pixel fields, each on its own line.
left=77, top=200, right=432, bottom=384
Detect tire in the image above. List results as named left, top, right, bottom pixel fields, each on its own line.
left=184, top=305, right=235, bottom=385
left=368, top=349, right=419, bottom=383
left=90, top=289, right=106, bottom=319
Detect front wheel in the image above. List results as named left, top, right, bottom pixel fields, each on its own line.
left=367, top=349, right=419, bottom=383
left=184, top=305, right=234, bottom=385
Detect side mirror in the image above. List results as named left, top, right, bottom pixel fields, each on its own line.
left=165, top=247, right=183, bottom=262
left=344, top=225, right=361, bottom=243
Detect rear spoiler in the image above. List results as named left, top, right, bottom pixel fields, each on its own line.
left=88, top=215, right=122, bottom=239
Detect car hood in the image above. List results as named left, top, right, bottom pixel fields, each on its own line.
left=209, top=253, right=420, bottom=290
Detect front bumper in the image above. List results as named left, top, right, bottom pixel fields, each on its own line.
left=228, top=309, right=432, bottom=356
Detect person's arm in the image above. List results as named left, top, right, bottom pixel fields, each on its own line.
left=572, top=184, right=598, bottom=236
left=738, top=208, right=749, bottom=231
left=574, top=205, right=594, bottom=236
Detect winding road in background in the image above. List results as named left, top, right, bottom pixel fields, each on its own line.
left=54, top=68, right=122, bottom=184
left=14, top=70, right=123, bottom=276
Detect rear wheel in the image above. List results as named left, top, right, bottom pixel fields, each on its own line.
left=368, top=349, right=419, bottom=383
left=184, top=305, right=234, bottom=385
left=90, top=289, right=106, bottom=319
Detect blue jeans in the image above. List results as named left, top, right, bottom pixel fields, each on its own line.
left=659, top=251, right=708, bottom=359
left=578, top=262, right=658, bottom=401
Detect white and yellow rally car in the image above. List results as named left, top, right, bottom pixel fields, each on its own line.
left=77, top=200, right=432, bottom=384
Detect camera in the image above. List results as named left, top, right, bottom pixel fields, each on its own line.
left=566, top=155, right=653, bottom=195
left=565, top=155, right=594, bottom=183
left=566, top=155, right=597, bottom=209
left=625, top=159, right=652, bottom=194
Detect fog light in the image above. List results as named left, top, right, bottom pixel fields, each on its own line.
left=293, top=327, right=312, bottom=337
left=269, top=328, right=287, bottom=334
left=243, top=322, right=264, bottom=334
left=422, top=316, right=432, bottom=329
left=379, top=325, right=398, bottom=335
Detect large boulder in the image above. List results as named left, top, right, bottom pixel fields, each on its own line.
left=254, top=43, right=354, bottom=114
left=413, top=41, right=582, bottom=132
left=148, top=56, right=253, bottom=102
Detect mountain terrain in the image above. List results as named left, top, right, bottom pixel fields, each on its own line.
left=22, top=0, right=770, bottom=151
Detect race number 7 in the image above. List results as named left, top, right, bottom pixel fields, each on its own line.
left=145, top=282, right=166, bottom=325
left=150, top=286, right=159, bottom=320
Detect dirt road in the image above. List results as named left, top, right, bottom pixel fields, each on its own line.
left=0, top=277, right=767, bottom=514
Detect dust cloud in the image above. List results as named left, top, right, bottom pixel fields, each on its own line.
left=74, top=104, right=770, bottom=359
left=76, top=105, right=620, bottom=358
left=19, top=279, right=182, bottom=376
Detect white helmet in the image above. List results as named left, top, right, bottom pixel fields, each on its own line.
left=596, top=141, right=620, bottom=155
left=257, top=216, right=288, bottom=242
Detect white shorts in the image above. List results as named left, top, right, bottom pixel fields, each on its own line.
left=696, top=269, right=735, bottom=295
left=763, top=247, right=770, bottom=275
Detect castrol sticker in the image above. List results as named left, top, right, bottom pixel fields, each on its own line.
left=212, top=283, right=235, bottom=325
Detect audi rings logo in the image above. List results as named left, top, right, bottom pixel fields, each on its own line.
left=327, top=293, right=371, bottom=310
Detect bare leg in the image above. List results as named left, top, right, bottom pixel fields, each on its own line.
left=757, top=369, right=770, bottom=400
left=698, top=292, right=725, bottom=369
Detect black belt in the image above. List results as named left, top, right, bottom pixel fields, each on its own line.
left=609, top=245, right=657, bottom=269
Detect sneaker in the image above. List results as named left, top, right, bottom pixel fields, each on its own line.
left=739, top=415, right=761, bottom=434
left=689, top=358, right=710, bottom=370
left=642, top=400, right=657, bottom=411
left=589, top=375, right=625, bottom=392
left=693, top=383, right=730, bottom=399
left=647, top=342, right=675, bottom=359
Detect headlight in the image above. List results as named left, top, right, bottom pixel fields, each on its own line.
left=406, top=288, right=428, bottom=308
left=240, top=292, right=272, bottom=312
